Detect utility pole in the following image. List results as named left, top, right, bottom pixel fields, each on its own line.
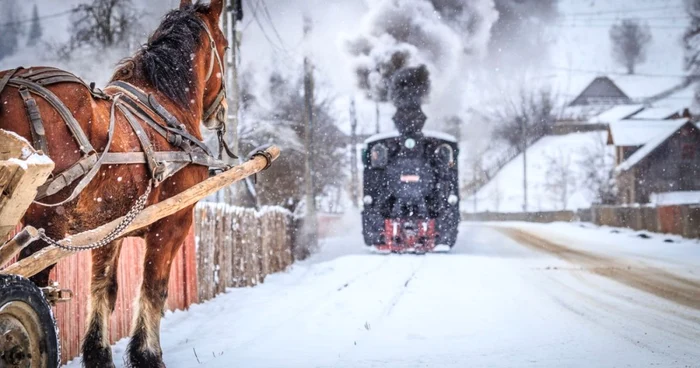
left=519, top=116, right=528, bottom=212
left=225, top=0, right=240, bottom=156
left=302, top=15, right=318, bottom=253
left=375, top=102, right=380, bottom=134
left=223, top=0, right=242, bottom=204
left=349, top=99, right=359, bottom=208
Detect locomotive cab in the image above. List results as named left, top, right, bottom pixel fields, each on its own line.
left=361, top=130, right=460, bottom=253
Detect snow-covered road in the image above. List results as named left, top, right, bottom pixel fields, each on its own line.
left=66, top=222, right=700, bottom=368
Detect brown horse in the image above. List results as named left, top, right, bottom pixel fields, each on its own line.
left=0, top=1, right=229, bottom=366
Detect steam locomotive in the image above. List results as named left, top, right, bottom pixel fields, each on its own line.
left=361, top=66, right=460, bottom=253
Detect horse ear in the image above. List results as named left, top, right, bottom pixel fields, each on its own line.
left=208, top=0, right=224, bottom=20
left=180, top=0, right=192, bottom=8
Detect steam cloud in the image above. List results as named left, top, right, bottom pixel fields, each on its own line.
left=346, top=0, right=558, bottom=128
left=346, top=0, right=499, bottom=124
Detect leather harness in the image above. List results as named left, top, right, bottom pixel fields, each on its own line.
left=0, top=60, right=234, bottom=208
left=0, top=18, right=237, bottom=206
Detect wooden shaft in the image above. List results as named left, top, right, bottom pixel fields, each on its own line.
left=1, top=146, right=280, bottom=278
left=0, top=226, right=41, bottom=269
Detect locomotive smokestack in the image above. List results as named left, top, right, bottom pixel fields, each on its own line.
left=390, top=65, right=431, bottom=135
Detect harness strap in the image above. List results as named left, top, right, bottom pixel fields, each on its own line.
left=108, top=81, right=215, bottom=156
left=118, top=104, right=165, bottom=183
left=0, top=68, right=20, bottom=96
left=36, top=155, right=98, bottom=200
left=18, top=87, right=50, bottom=155
left=101, top=151, right=229, bottom=168
left=120, top=99, right=189, bottom=151
left=15, top=67, right=108, bottom=100
left=34, top=94, right=123, bottom=207
left=9, top=78, right=94, bottom=156
left=203, top=90, right=226, bottom=122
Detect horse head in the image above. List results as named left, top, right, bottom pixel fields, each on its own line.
left=187, top=0, right=230, bottom=132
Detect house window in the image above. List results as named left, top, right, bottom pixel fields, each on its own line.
left=681, top=143, right=696, bottom=160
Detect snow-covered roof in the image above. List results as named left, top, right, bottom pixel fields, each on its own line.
left=650, top=191, right=700, bottom=206
left=629, top=106, right=681, bottom=120
left=589, top=104, right=644, bottom=124
left=611, top=75, right=684, bottom=100
left=363, top=130, right=457, bottom=144
left=617, top=120, right=690, bottom=172
left=560, top=105, right=613, bottom=122
left=649, top=82, right=696, bottom=111
left=608, top=119, right=688, bottom=147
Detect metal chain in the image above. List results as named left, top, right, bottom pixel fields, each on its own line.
left=39, top=182, right=153, bottom=252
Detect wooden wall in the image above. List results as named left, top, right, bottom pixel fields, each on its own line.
left=51, top=228, right=198, bottom=363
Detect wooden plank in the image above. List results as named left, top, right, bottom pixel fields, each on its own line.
left=0, top=130, right=54, bottom=241
left=1, top=146, right=279, bottom=278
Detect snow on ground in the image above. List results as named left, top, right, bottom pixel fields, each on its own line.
left=65, top=218, right=700, bottom=368
left=489, top=221, right=700, bottom=277
left=466, top=131, right=613, bottom=213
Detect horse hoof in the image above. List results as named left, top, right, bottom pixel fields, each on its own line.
left=81, top=347, right=115, bottom=368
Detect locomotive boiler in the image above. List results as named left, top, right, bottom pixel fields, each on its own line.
left=361, top=66, right=459, bottom=253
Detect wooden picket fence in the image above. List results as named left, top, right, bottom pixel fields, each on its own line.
left=463, top=204, right=700, bottom=239
left=194, top=203, right=294, bottom=302
left=3, top=202, right=294, bottom=363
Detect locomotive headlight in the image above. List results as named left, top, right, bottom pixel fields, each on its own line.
left=448, top=194, right=459, bottom=205
left=405, top=138, right=416, bottom=149
left=363, top=195, right=373, bottom=205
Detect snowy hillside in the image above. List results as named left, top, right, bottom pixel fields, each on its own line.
left=466, top=131, right=615, bottom=213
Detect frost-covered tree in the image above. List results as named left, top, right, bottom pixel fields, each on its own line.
left=544, top=149, right=576, bottom=210
left=27, top=5, right=43, bottom=47
left=579, top=136, right=616, bottom=205
left=0, top=0, right=24, bottom=61
left=609, top=19, right=652, bottom=75
left=492, top=87, right=558, bottom=152
left=238, top=72, right=347, bottom=212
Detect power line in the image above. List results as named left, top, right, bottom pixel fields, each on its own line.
left=563, top=5, right=684, bottom=17
left=552, top=23, right=688, bottom=30
left=549, top=66, right=695, bottom=79
left=0, top=9, right=74, bottom=28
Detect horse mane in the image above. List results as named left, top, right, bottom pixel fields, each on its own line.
left=113, top=3, right=210, bottom=107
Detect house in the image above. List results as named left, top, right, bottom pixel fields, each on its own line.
left=569, top=76, right=632, bottom=106
left=613, top=120, right=700, bottom=204
left=559, top=75, right=689, bottom=125
left=607, top=119, right=689, bottom=165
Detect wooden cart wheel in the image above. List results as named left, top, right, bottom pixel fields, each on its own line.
left=0, top=275, right=59, bottom=368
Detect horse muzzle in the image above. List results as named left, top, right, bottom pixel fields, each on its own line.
left=203, top=98, right=228, bottom=131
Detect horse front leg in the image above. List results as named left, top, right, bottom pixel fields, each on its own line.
left=126, top=210, right=193, bottom=368
left=82, top=239, right=123, bottom=368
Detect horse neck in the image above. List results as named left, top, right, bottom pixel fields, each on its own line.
left=127, top=49, right=211, bottom=138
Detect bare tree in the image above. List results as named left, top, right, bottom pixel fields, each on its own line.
left=63, top=0, right=141, bottom=56
left=544, top=149, right=576, bottom=210
left=492, top=87, right=558, bottom=152
left=610, top=19, right=652, bottom=75
left=579, top=136, right=617, bottom=205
